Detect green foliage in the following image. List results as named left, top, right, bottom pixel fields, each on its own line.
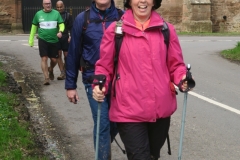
left=0, top=69, right=47, bottom=159
left=0, top=70, right=7, bottom=86
left=221, top=42, right=240, bottom=62
left=0, top=92, right=33, bottom=159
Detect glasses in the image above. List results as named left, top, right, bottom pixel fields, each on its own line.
left=43, top=3, right=51, bottom=5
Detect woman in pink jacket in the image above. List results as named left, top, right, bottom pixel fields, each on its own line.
left=93, top=0, right=190, bottom=159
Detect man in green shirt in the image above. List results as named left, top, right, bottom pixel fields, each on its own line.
left=29, top=0, right=65, bottom=85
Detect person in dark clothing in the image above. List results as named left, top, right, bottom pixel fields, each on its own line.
left=65, top=0, right=123, bottom=159
left=56, top=0, right=73, bottom=80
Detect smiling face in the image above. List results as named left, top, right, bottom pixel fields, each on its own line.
left=56, top=1, right=65, bottom=13
left=130, top=0, right=154, bottom=23
left=43, top=0, right=52, bottom=12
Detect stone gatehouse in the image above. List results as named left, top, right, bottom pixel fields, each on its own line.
left=0, top=0, right=240, bottom=33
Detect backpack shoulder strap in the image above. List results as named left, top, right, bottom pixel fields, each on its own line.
left=114, top=20, right=124, bottom=57
left=79, top=9, right=91, bottom=72
left=66, top=12, right=70, bottom=22
left=113, top=20, right=124, bottom=97
left=161, top=21, right=173, bottom=156
left=116, top=8, right=124, bottom=20
left=83, top=9, right=90, bottom=33
left=161, top=21, right=170, bottom=49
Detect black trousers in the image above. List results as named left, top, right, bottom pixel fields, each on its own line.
left=117, top=117, right=170, bottom=160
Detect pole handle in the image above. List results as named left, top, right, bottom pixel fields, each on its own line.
left=88, top=74, right=106, bottom=91
left=179, top=64, right=196, bottom=92
left=186, top=64, right=195, bottom=89
left=99, top=80, right=104, bottom=91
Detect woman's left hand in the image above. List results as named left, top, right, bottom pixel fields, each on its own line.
left=181, top=75, right=188, bottom=91
left=180, top=75, right=194, bottom=92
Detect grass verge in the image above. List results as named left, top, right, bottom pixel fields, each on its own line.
left=0, top=66, right=47, bottom=160
left=0, top=70, right=6, bottom=86
left=220, top=42, right=240, bottom=63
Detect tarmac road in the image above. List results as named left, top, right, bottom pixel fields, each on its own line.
left=0, top=35, right=240, bottom=160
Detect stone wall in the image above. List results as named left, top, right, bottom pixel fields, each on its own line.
left=181, top=0, right=212, bottom=32
left=0, top=0, right=22, bottom=33
left=114, top=0, right=125, bottom=9
left=160, top=0, right=183, bottom=32
left=0, top=0, right=14, bottom=31
left=211, top=0, right=240, bottom=32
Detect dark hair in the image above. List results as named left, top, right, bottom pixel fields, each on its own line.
left=124, top=0, right=162, bottom=10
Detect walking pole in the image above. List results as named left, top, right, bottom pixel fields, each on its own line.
left=178, top=90, right=188, bottom=160
left=95, top=99, right=102, bottom=160
left=178, top=64, right=195, bottom=160
left=90, top=75, right=106, bottom=160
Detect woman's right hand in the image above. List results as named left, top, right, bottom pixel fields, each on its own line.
left=93, top=85, right=106, bottom=102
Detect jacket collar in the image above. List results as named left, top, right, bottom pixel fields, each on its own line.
left=91, top=0, right=115, bottom=18
left=122, top=9, right=164, bottom=34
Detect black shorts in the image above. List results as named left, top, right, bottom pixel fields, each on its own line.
left=38, top=38, right=59, bottom=58
left=58, top=35, right=69, bottom=52
left=117, top=117, right=170, bottom=160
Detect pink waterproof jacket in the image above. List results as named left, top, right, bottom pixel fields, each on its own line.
left=95, top=9, right=186, bottom=122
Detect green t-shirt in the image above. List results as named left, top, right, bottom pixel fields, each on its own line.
left=32, top=9, right=63, bottom=43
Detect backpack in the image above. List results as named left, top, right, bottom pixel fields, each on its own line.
left=113, top=19, right=172, bottom=156
left=80, top=8, right=124, bottom=71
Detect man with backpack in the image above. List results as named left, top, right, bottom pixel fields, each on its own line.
left=65, top=0, right=123, bottom=159
left=55, top=0, right=73, bottom=80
